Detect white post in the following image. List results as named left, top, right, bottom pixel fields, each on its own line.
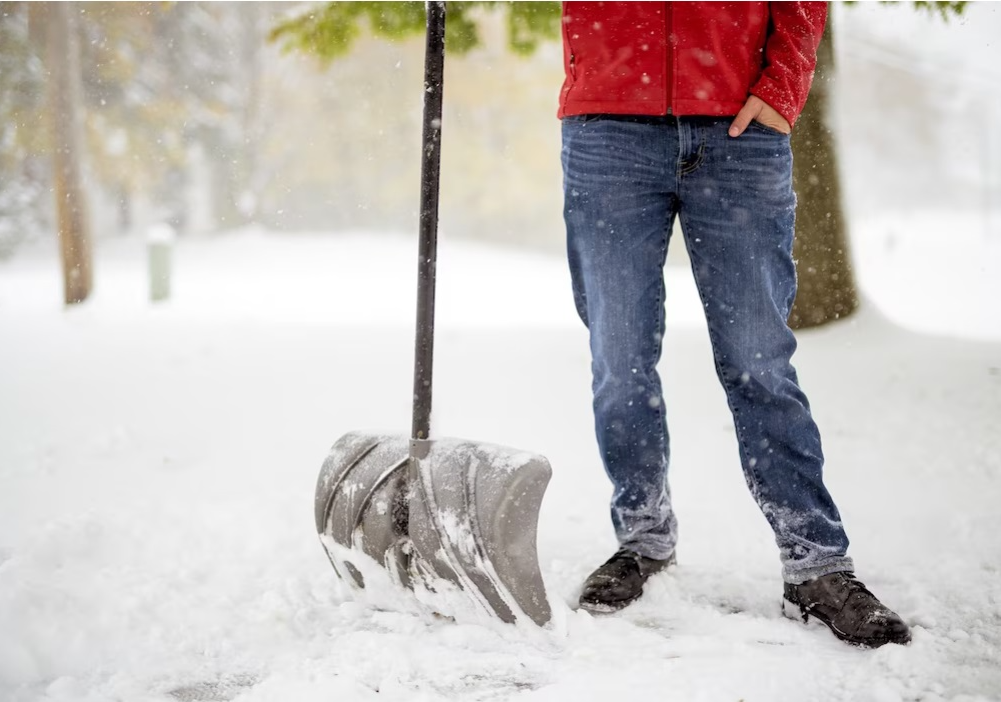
left=147, top=223, right=175, bottom=303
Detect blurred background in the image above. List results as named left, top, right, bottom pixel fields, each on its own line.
left=1, top=1, right=570, bottom=256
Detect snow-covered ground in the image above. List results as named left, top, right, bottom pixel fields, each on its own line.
left=1, top=217, right=999, bottom=702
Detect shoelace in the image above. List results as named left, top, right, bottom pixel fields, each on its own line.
left=838, top=573, right=877, bottom=601
left=599, top=549, right=641, bottom=579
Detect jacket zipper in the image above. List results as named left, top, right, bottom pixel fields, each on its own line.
left=665, top=2, right=674, bottom=115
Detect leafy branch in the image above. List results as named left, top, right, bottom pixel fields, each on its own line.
left=269, top=1, right=561, bottom=63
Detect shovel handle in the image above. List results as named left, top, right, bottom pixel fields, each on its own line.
left=412, top=1, right=446, bottom=441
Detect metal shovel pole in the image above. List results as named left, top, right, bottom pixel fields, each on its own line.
left=411, top=1, right=445, bottom=444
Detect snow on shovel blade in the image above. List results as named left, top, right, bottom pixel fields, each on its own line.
left=315, top=432, right=552, bottom=627
left=407, top=438, right=552, bottom=627
left=315, top=432, right=412, bottom=590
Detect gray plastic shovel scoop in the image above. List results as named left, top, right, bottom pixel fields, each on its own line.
left=313, top=2, right=552, bottom=627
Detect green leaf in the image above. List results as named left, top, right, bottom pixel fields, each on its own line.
left=270, top=1, right=561, bottom=63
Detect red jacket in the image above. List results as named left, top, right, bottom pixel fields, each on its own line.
left=559, top=1, right=827, bottom=127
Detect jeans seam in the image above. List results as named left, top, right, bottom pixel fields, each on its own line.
left=685, top=258, right=765, bottom=505
left=652, top=228, right=669, bottom=462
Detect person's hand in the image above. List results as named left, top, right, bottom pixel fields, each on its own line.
left=728, top=95, right=791, bottom=137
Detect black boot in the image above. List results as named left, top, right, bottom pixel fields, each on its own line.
left=783, top=571, right=911, bottom=648
left=578, top=548, right=676, bottom=613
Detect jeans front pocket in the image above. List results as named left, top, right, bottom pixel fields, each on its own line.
left=747, top=120, right=790, bottom=137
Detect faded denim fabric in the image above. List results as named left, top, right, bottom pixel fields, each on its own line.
left=562, top=115, right=854, bottom=584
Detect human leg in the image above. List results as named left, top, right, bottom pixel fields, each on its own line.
left=677, top=118, right=853, bottom=583
left=562, top=116, right=679, bottom=561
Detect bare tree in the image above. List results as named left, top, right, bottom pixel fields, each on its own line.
left=42, top=2, right=92, bottom=304
left=789, top=17, right=857, bottom=329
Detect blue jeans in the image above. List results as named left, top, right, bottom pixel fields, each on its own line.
left=562, top=115, right=853, bottom=584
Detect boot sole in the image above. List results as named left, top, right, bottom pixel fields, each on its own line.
left=782, top=597, right=911, bottom=648
left=577, top=592, right=642, bottom=614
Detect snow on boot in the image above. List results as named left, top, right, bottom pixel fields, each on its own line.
left=578, top=548, right=676, bottom=613
left=783, top=571, right=911, bottom=648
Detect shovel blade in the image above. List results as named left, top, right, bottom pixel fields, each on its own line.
left=315, top=432, right=411, bottom=589
left=315, top=433, right=553, bottom=627
left=408, top=438, right=553, bottom=627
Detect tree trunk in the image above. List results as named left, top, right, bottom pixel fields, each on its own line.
left=45, top=2, right=93, bottom=305
left=788, top=11, right=857, bottom=329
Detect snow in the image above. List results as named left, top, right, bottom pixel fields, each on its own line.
left=146, top=224, right=177, bottom=245
left=1, top=218, right=1000, bottom=702
left=851, top=212, right=1001, bottom=341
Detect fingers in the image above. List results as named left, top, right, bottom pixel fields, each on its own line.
left=755, top=100, right=792, bottom=134
left=729, top=97, right=762, bottom=138
left=761, top=112, right=792, bottom=135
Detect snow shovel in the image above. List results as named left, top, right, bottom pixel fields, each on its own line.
left=314, top=1, right=552, bottom=627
